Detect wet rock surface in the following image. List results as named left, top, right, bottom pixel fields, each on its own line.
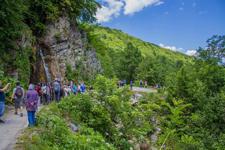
left=31, top=16, right=102, bottom=83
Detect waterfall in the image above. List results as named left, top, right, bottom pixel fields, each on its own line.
left=39, top=49, right=52, bottom=83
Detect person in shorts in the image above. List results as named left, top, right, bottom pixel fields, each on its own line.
left=12, top=82, right=25, bottom=117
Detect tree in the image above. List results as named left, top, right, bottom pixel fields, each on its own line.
left=0, top=0, right=27, bottom=67
left=198, top=35, right=225, bottom=65
left=118, top=42, right=142, bottom=81
left=24, top=0, right=100, bottom=36
left=138, top=55, right=176, bottom=86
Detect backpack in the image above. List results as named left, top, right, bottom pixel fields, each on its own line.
left=15, top=87, right=23, bottom=98
left=54, top=82, right=60, bottom=92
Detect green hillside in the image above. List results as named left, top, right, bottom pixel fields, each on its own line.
left=82, top=24, right=192, bottom=84
left=82, top=24, right=189, bottom=59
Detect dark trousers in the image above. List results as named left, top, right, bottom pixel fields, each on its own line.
left=43, top=94, right=50, bottom=104
left=55, top=91, right=60, bottom=102
left=27, top=111, right=36, bottom=126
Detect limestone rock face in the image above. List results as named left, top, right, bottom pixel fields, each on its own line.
left=32, top=16, right=102, bottom=83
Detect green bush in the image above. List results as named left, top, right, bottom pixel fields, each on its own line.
left=20, top=75, right=155, bottom=150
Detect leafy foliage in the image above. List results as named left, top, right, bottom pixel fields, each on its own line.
left=159, top=38, right=225, bottom=149
left=20, top=104, right=115, bottom=150
left=0, top=0, right=27, bottom=69
left=118, top=42, right=142, bottom=81
left=19, top=75, right=156, bottom=149
left=25, top=0, right=100, bottom=36
left=198, top=35, right=225, bottom=65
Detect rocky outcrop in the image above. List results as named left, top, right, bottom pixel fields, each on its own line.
left=31, top=16, right=102, bottom=83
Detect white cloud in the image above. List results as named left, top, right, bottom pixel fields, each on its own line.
left=159, top=43, right=183, bottom=52
left=185, top=50, right=197, bottom=56
left=96, top=0, right=164, bottom=22
left=123, top=0, right=164, bottom=15
left=96, top=0, right=124, bottom=23
left=179, top=7, right=184, bottom=11
left=160, top=44, right=197, bottom=56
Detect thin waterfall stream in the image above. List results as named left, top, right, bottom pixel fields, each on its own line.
left=39, top=49, right=52, bottom=83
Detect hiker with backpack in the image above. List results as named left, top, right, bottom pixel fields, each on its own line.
left=12, top=82, right=25, bottom=117
left=53, top=78, right=61, bottom=102
left=0, top=82, right=11, bottom=123
left=25, top=84, right=39, bottom=127
left=42, top=83, right=51, bottom=104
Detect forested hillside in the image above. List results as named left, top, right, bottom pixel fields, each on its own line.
left=82, top=24, right=192, bottom=84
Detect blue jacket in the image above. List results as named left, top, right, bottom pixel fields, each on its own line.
left=80, top=84, right=86, bottom=93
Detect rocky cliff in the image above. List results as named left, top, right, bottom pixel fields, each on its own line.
left=31, top=16, right=102, bottom=83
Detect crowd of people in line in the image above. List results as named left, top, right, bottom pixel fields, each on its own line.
left=0, top=78, right=86, bottom=126
left=0, top=78, right=156, bottom=127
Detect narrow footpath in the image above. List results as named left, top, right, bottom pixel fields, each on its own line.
left=132, top=87, right=157, bottom=93
left=0, top=107, right=27, bottom=150
left=0, top=106, right=41, bottom=150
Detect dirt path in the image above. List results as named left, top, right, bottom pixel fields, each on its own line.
left=0, top=107, right=28, bottom=150
left=132, top=87, right=157, bottom=93
left=0, top=106, right=42, bottom=150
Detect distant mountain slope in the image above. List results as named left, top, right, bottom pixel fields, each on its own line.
left=81, top=24, right=192, bottom=77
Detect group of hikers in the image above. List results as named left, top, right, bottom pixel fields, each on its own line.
left=118, top=80, right=148, bottom=90
left=0, top=77, right=153, bottom=127
left=0, top=78, right=86, bottom=126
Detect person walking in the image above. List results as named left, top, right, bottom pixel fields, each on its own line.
left=25, top=84, right=39, bottom=127
left=53, top=78, right=61, bottom=102
left=80, top=82, right=86, bottom=93
left=140, top=80, right=143, bottom=88
left=144, top=80, right=148, bottom=88
left=49, top=82, right=54, bottom=102
left=130, top=80, right=133, bottom=90
left=42, top=83, right=51, bottom=104
left=46, top=83, right=51, bottom=104
left=0, top=82, right=11, bottom=123
left=35, top=83, right=42, bottom=105
left=70, top=81, right=77, bottom=95
left=12, top=82, right=25, bottom=117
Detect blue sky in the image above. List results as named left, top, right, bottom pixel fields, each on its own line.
left=96, top=0, right=225, bottom=55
